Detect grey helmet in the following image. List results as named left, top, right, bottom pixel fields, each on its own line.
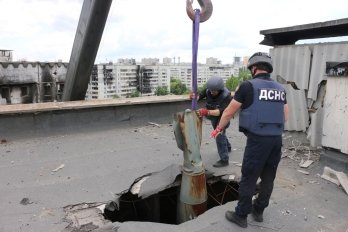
left=207, top=76, right=224, bottom=91
left=247, top=52, right=273, bottom=73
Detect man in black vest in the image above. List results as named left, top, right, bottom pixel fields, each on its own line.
left=211, top=52, right=289, bottom=228
left=194, top=76, right=233, bottom=167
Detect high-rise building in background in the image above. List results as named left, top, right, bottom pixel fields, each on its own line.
left=0, top=49, right=13, bottom=62
left=0, top=50, right=244, bottom=104
left=85, top=58, right=237, bottom=99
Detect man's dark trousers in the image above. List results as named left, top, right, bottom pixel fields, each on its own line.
left=235, top=132, right=282, bottom=217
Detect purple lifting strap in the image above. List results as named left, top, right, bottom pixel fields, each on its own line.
left=191, top=9, right=200, bottom=110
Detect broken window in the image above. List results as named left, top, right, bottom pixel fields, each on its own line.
left=43, top=84, right=52, bottom=96
left=21, top=86, right=29, bottom=97
left=326, top=62, right=348, bottom=77
left=0, top=87, right=10, bottom=103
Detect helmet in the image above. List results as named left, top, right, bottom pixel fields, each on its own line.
left=247, top=52, right=273, bottom=73
left=207, top=76, right=224, bottom=91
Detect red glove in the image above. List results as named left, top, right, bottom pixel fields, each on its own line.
left=211, top=126, right=223, bottom=138
left=197, top=108, right=209, bottom=117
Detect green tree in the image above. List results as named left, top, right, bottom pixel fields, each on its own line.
left=170, top=79, right=187, bottom=95
left=239, top=68, right=252, bottom=81
left=127, top=90, right=140, bottom=98
left=226, top=76, right=241, bottom=91
left=155, top=86, right=169, bottom=96
left=225, top=69, right=252, bottom=91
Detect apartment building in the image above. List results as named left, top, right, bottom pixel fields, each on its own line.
left=0, top=60, right=67, bottom=104
left=85, top=57, right=237, bottom=99
left=1, top=51, right=240, bottom=103
left=0, top=49, right=13, bottom=62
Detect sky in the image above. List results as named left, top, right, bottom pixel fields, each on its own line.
left=1, top=0, right=348, bottom=64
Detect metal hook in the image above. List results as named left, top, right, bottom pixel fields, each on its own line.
left=186, top=0, right=213, bottom=23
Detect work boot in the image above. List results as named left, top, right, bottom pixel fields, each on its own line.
left=251, top=203, right=264, bottom=222
left=225, top=210, right=247, bottom=228
left=213, top=160, right=229, bottom=168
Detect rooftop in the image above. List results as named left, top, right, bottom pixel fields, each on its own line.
left=260, top=18, right=348, bottom=46
left=0, top=97, right=347, bottom=232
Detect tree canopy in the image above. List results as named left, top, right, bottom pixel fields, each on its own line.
left=170, top=79, right=187, bottom=95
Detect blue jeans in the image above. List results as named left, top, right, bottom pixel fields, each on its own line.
left=235, top=132, right=282, bottom=217
left=211, top=118, right=231, bottom=161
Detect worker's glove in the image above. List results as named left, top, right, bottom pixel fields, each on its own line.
left=211, top=126, right=223, bottom=138
left=196, top=108, right=209, bottom=117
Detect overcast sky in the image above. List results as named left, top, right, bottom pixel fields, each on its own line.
left=1, top=0, right=348, bottom=64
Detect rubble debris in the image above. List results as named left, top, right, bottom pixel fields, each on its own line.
left=102, top=164, right=240, bottom=225
left=20, top=198, right=33, bottom=205
left=308, top=180, right=319, bottom=184
left=282, top=139, right=321, bottom=164
left=321, top=166, right=348, bottom=194
left=231, top=161, right=242, bottom=167
left=299, top=159, right=314, bottom=168
left=318, top=214, right=325, bottom=219
left=52, top=164, right=65, bottom=172
left=297, top=169, right=310, bottom=175
left=1, top=139, right=7, bottom=144
left=281, top=209, right=293, bottom=216
left=148, top=122, right=161, bottom=127
left=64, top=202, right=110, bottom=231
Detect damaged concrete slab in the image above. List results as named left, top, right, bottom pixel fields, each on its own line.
left=1, top=115, right=347, bottom=232
left=63, top=163, right=241, bottom=231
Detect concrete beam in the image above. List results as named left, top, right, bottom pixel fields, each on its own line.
left=63, top=0, right=112, bottom=101
left=260, top=18, right=348, bottom=46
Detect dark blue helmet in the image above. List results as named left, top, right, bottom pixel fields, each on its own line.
left=207, top=76, right=224, bottom=91
left=247, top=52, right=273, bottom=73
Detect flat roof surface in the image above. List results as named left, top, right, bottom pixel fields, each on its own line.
left=1, top=116, right=347, bottom=232
left=260, top=18, right=348, bottom=46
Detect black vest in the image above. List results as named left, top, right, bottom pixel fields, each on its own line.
left=239, top=78, right=285, bottom=136
left=205, top=87, right=230, bottom=110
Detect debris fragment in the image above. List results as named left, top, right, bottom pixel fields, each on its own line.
left=1, top=139, right=7, bottom=144
left=318, top=214, right=325, bottom=219
left=321, top=166, right=348, bottom=194
left=297, top=169, right=310, bottom=175
left=20, top=198, right=33, bottom=205
left=281, top=209, right=293, bottom=216
left=131, top=176, right=150, bottom=194
left=64, top=203, right=110, bottom=231
left=148, top=122, right=160, bottom=127
left=308, top=180, right=319, bottom=184
left=52, top=164, right=65, bottom=172
left=299, top=159, right=314, bottom=168
left=230, top=161, right=242, bottom=167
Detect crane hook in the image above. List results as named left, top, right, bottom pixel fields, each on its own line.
left=186, top=0, right=213, bottom=23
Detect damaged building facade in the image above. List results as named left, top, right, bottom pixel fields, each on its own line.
left=1, top=51, right=236, bottom=102
left=85, top=58, right=236, bottom=99
left=262, top=18, right=348, bottom=155
left=0, top=60, right=67, bottom=104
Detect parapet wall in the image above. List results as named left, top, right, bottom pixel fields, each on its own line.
left=0, top=96, right=197, bottom=140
